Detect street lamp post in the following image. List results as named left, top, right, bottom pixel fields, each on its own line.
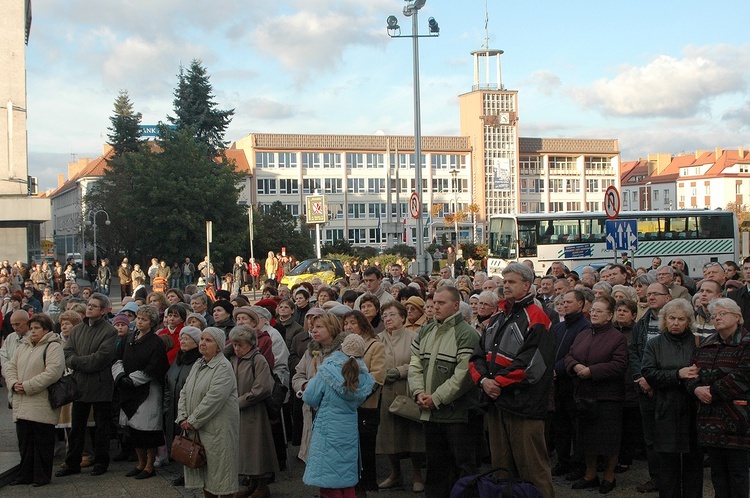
left=450, top=168, right=460, bottom=245
left=387, top=0, right=439, bottom=275
left=86, top=209, right=110, bottom=266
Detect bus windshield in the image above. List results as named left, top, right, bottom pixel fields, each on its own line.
left=489, top=218, right=517, bottom=259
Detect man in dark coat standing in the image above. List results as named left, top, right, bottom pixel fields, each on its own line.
left=56, top=293, right=117, bottom=478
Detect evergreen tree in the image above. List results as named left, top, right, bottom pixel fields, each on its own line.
left=168, top=60, right=234, bottom=156
left=253, top=201, right=314, bottom=261
left=106, top=90, right=143, bottom=156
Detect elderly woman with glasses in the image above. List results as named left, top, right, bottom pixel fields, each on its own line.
left=685, top=298, right=750, bottom=498
left=641, top=299, right=703, bottom=498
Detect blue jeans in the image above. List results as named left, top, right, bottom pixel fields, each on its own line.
left=182, top=274, right=193, bottom=288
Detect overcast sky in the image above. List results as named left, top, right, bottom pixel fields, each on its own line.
left=25, top=0, right=750, bottom=191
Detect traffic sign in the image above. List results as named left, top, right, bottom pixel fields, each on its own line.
left=606, top=219, right=638, bottom=252
left=409, top=192, right=421, bottom=219
left=604, top=186, right=620, bottom=220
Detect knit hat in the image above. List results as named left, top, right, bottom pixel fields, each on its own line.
left=405, top=296, right=425, bottom=311
left=202, top=327, right=226, bottom=348
left=341, top=333, right=366, bottom=358
left=254, top=298, right=278, bottom=316
left=179, top=326, right=202, bottom=345
left=212, top=300, right=234, bottom=316
left=120, top=302, right=139, bottom=315
left=112, top=314, right=130, bottom=327
left=186, top=312, right=207, bottom=329
left=233, top=306, right=259, bottom=323
left=305, top=307, right=326, bottom=319
left=250, top=305, right=272, bottom=323
left=329, top=304, right=353, bottom=318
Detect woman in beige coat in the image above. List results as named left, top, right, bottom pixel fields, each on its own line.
left=177, top=327, right=239, bottom=498
left=376, top=301, right=425, bottom=493
left=291, top=313, right=349, bottom=462
left=228, top=325, right=279, bottom=498
left=5, top=314, right=64, bottom=487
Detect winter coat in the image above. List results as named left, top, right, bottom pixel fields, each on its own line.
left=728, top=285, right=750, bottom=330
left=64, top=317, right=117, bottom=402
left=302, top=351, right=374, bottom=489
left=614, top=320, right=639, bottom=406
left=565, top=321, right=628, bottom=402
left=553, top=311, right=591, bottom=395
left=158, top=323, right=184, bottom=365
left=277, top=316, right=303, bottom=349
left=411, top=310, right=480, bottom=423
left=684, top=326, right=750, bottom=450
left=291, top=332, right=349, bottom=462
left=117, top=264, right=132, bottom=284
left=231, top=349, right=279, bottom=476
left=469, top=293, right=554, bottom=420
left=177, top=353, right=240, bottom=495
left=97, top=265, right=111, bottom=284
left=112, top=330, right=169, bottom=432
left=629, top=308, right=659, bottom=381
left=641, top=330, right=697, bottom=453
left=360, top=336, right=386, bottom=410
left=377, top=327, right=424, bottom=453
left=5, top=332, right=64, bottom=425
left=163, top=347, right=201, bottom=449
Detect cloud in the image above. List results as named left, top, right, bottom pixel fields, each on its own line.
left=251, top=0, right=392, bottom=81
left=722, top=101, right=750, bottom=129
left=569, top=48, right=749, bottom=118
left=238, top=98, right=302, bottom=121
left=524, top=70, right=561, bottom=95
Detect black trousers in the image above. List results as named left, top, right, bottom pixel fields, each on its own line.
left=65, top=401, right=111, bottom=471
left=639, top=395, right=660, bottom=484
left=357, top=407, right=380, bottom=490
left=618, top=404, right=644, bottom=466
left=424, top=419, right=479, bottom=498
left=16, top=419, right=56, bottom=485
left=657, top=448, right=703, bottom=498
left=706, top=447, right=750, bottom=498
left=552, top=392, right=582, bottom=468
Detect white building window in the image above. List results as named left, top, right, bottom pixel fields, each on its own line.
left=278, top=179, right=298, bottom=195
left=367, top=178, right=385, bottom=194
left=347, top=204, right=366, bottom=219
left=348, top=228, right=366, bottom=244
left=257, top=178, right=276, bottom=195
left=347, top=178, right=365, bottom=194
left=284, top=204, right=299, bottom=216
left=324, top=178, right=342, bottom=194
left=303, top=178, right=321, bottom=194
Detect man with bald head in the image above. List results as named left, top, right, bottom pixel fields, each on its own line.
left=0, top=310, right=30, bottom=405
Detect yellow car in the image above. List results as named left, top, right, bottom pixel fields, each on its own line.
left=280, top=258, right=347, bottom=288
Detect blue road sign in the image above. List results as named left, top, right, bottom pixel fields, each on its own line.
left=606, top=219, right=638, bottom=252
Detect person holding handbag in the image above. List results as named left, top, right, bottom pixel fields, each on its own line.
left=5, top=314, right=64, bottom=487
left=177, top=327, right=239, bottom=498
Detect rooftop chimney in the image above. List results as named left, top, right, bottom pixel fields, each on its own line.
left=57, top=174, right=64, bottom=188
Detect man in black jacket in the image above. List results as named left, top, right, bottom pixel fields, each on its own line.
left=729, top=257, right=750, bottom=326
left=57, top=293, right=117, bottom=478
left=551, top=290, right=591, bottom=480
left=469, top=262, right=555, bottom=498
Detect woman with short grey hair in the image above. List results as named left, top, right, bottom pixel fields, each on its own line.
left=592, top=281, right=613, bottom=298
left=228, top=324, right=258, bottom=348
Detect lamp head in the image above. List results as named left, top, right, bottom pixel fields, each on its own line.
left=105, top=220, right=111, bottom=226
left=428, top=17, right=439, bottom=34
left=386, top=15, right=400, bottom=30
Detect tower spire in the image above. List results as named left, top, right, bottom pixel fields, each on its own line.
left=484, top=0, right=490, bottom=50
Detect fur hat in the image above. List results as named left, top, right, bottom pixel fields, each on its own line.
left=186, top=312, right=207, bottom=329
left=249, top=305, right=272, bottom=323
left=233, top=306, right=259, bottom=323
left=405, top=296, right=425, bottom=311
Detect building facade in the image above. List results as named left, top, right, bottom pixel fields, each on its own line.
left=0, top=0, right=50, bottom=261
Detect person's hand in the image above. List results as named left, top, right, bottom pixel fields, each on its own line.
left=385, top=368, right=400, bottom=383
left=635, top=377, right=651, bottom=393
left=118, top=376, right=134, bottom=389
left=179, top=420, right=195, bottom=431
left=576, top=366, right=592, bottom=379
left=694, top=386, right=713, bottom=404
left=416, top=393, right=435, bottom=410
left=482, top=378, right=501, bottom=399
left=679, top=364, right=699, bottom=380
left=13, top=382, right=25, bottom=394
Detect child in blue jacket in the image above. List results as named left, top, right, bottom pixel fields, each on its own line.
left=303, top=333, right=375, bottom=498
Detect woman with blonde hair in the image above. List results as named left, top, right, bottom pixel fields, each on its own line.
left=265, top=252, right=278, bottom=282
left=291, top=313, right=349, bottom=462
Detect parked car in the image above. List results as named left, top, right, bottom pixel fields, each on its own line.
left=280, top=258, right=347, bottom=287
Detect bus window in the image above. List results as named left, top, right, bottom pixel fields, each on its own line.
left=489, top=218, right=518, bottom=259
left=582, top=218, right=606, bottom=243
left=697, top=214, right=734, bottom=238
left=537, top=219, right=580, bottom=244
left=519, top=221, right=538, bottom=257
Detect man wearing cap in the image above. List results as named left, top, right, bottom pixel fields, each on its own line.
left=621, top=253, right=632, bottom=267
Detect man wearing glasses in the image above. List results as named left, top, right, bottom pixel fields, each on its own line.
left=57, top=293, right=117, bottom=478
left=656, top=265, right=690, bottom=300
left=628, top=282, right=671, bottom=494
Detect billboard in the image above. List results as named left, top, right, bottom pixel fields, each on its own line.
left=306, top=195, right=327, bottom=224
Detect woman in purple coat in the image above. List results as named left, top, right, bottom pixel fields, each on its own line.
left=565, top=295, right=628, bottom=495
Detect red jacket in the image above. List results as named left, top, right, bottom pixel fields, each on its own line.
left=158, top=323, right=184, bottom=365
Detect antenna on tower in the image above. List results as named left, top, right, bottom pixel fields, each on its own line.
left=484, top=0, right=490, bottom=49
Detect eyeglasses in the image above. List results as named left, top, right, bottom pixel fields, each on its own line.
left=86, top=303, right=101, bottom=309
left=703, top=262, right=723, bottom=269
left=710, top=311, right=736, bottom=319
left=646, top=292, right=669, bottom=297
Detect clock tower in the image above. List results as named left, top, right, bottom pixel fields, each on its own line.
left=459, top=49, right=520, bottom=219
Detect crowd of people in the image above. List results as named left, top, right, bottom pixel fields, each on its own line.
left=0, top=251, right=748, bottom=498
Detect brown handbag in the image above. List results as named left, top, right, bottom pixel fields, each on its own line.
left=171, top=430, right=207, bottom=469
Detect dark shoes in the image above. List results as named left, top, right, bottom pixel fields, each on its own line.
left=134, top=469, right=156, bottom=480
left=636, top=480, right=659, bottom=493
left=551, top=463, right=570, bottom=476
left=172, top=475, right=185, bottom=486
left=614, top=464, right=630, bottom=474
left=90, top=467, right=107, bottom=476
left=55, top=467, right=81, bottom=477
left=125, top=467, right=142, bottom=477
left=599, top=478, right=616, bottom=494
left=9, top=479, right=31, bottom=486
left=572, top=476, right=600, bottom=490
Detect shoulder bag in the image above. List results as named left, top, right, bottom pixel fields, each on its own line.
left=171, top=429, right=207, bottom=469
left=43, top=344, right=82, bottom=409
left=249, top=351, right=288, bottom=421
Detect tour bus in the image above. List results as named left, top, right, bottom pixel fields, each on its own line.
left=487, top=209, right=738, bottom=276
